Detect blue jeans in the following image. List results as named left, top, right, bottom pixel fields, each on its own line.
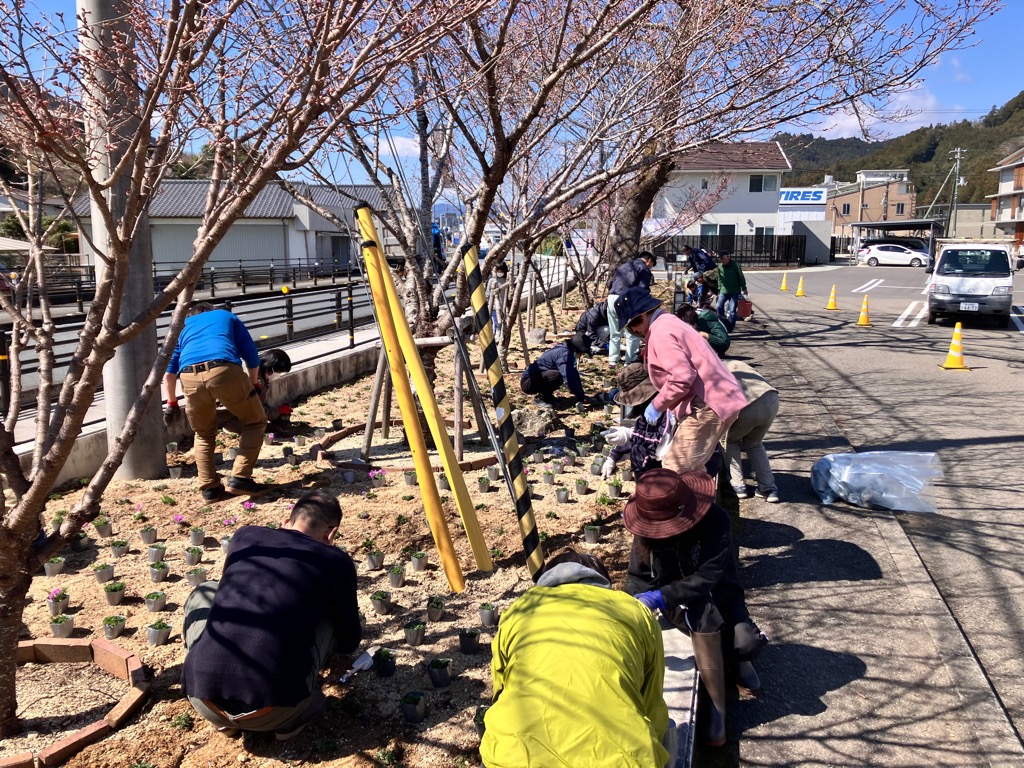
left=717, top=292, right=741, bottom=332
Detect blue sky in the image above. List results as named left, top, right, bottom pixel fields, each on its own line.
left=815, top=4, right=1021, bottom=139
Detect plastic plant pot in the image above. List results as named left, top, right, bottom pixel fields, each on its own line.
left=576, top=402, right=586, bottom=415
left=477, top=477, right=490, bottom=493
left=166, top=442, right=178, bottom=454
left=551, top=463, right=563, bottom=475
left=110, top=541, right=129, bottom=558
left=531, top=451, right=544, bottom=463
left=294, top=435, right=307, bottom=447
left=104, top=582, right=126, bottom=606
left=43, top=558, right=65, bottom=577
left=150, top=562, right=169, bottom=583
left=189, top=528, right=205, bottom=547
left=343, top=470, right=356, bottom=484
left=607, top=483, right=622, bottom=499
left=404, top=620, right=426, bottom=646
left=366, top=551, right=385, bottom=571
left=621, top=468, right=634, bottom=482
left=459, top=629, right=481, bottom=654
left=50, top=615, right=74, bottom=639
left=479, top=604, right=497, bottom=628
left=542, top=473, right=555, bottom=485
left=575, top=480, right=588, bottom=495
left=438, top=475, right=451, bottom=492
left=147, top=544, right=167, bottom=564
left=426, top=597, right=445, bottom=622
left=220, top=537, right=232, bottom=555
left=93, top=520, right=112, bottom=538
left=332, top=418, right=344, bottom=431
left=186, top=568, right=208, bottom=587
left=228, top=448, right=239, bottom=461
left=93, top=563, right=115, bottom=584
left=147, top=620, right=172, bottom=646
left=584, top=525, right=601, bottom=545
left=314, top=428, right=326, bottom=440
left=564, top=454, right=576, bottom=467
left=184, top=547, right=202, bottom=567
left=286, top=454, right=299, bottom=466
left=168, top=466, right=183, bottom=480
left=388, top=566, right=406, bottom=589
left=373, top=649, right=397, bottom=677
left=556, top=488, right=569, bottom=504
left=139, top=527, right=158, bottom=545
left=565, top=427, right=575, bottom=439
left=371, top=475, right=385, bottom=488
left=578, top=445, right=591, bottom=458
left=401, top=691, right=426, bottom=724
left=590, top=462, right=603, bottom=476
left=370, top=590, right=392, bottom=616
left=427, top=658, right=452, bottom=689
left=411, top=552, right=428, bottom=572
left=604, top=405, right=614, bottom=418
left=145, top=592, right=167, bottom=612
left=403, top=471, right=417, bottom=486
left=47, top=597, right=69, bottom=617
left=102, top=616, right=126, bottom=640
left=486, top=465, right=499, bottom=481
left=70, top=533, right=92, bottom=552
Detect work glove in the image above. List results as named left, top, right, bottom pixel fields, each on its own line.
left=601, top=456, right=617, bottom=479
left=601, top=426, right=633, bottom=448
left=634, top=590, right=667, bottom=612
left=163, top=399, right=180, bottom=417
left=644, top=402, right=662, bottom=424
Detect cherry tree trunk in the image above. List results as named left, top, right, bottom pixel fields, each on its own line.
left=607, top=158, right=675, bottom=266
left=0, top=537, right=32, bottom=736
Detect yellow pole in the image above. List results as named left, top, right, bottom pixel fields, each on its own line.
left=355, top=205, right=492, bottom=573
left=355, top=209, right=466, bottom=592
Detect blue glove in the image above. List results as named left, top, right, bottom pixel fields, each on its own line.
left=643, top=402, right=662, bottom=424
left=634, top=590, right=667, bottom=612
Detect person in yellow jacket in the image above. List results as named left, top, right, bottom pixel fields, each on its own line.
left=481, top=549, right=671, bottom=767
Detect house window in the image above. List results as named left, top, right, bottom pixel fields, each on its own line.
left=754, top=227, right=775, bottom=253
left=748, top=174, right=779, bottom=193
left=700, top=223, right=718, bottom=238
left=895, top=203, right=905, bottom=216
left=701, top=178, right=709, bottom=190
left=841, top=203, right=851, bottom=216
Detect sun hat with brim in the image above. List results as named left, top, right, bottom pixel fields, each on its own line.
left=614, top=287, right=663, bottom=328
left=622, top=468, right=716, bottom=538
left=614, top=363, right=658, bottom=406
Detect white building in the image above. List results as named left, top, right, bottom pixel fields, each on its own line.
left=777, top=187, right=828, bottom=234
left=986, top=147, right=1024, bottom=248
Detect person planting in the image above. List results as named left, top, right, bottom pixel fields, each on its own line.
left=519, top=332, right=599, bottom=409
left=181, top=490, right=361, bottom=741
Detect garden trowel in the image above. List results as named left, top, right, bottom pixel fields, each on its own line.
left=339, top=646, right=377, bottom=683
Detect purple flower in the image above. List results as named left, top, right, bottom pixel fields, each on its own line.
left=134, top=503, right=143, bottom=513
left=172, top=514, right=184, bottom=523
left=242, top=501, right=255, bottom=510
left=48, top=588, right=66, bottom=602
left=223, top=517, right=236, bottom=527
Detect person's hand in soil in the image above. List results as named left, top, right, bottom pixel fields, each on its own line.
left=601, top=456, right=617, bottom=479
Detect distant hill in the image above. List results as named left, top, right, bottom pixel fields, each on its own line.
left=777, top=90, right=1024, bottom=207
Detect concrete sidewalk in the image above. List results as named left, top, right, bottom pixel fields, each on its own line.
left=707, top=316, right=1024, bottom=767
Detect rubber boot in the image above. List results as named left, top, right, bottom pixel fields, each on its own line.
left=690, top=630, right=727, bottom=747
left=736, top=660, right=761, bottom=696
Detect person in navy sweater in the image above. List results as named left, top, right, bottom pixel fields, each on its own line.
left=182, top=490, right=362, bottom=740
left=520, top=332, right=596, bottom=407
left=164, top=302, right=266, bottom=500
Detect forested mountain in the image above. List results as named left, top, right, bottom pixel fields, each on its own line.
left=778, top=89, right=1024, bottom=207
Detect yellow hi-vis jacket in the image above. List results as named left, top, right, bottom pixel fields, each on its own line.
left=481, top=582, right=669, bottom=767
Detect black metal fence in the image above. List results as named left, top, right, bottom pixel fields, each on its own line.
left=647, top=234, right=806, bottom=267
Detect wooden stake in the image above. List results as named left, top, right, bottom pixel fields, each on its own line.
left=361, top=351, right=387, bottom=461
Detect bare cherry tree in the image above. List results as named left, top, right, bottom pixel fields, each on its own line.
left=0, top=0, right=490, bottom=736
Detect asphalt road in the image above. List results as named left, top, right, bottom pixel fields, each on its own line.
left=741, top=262, right=1024, bottom=756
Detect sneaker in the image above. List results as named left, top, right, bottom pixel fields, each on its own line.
left=226, top=476, right=268, bottom=496
left=216, top=726, right=240, bottom=738
left=274, top=722, right=307, bottom=742
left=732, top=485, right=751, bottom=499
left=202, top=485, right=228, bottom=502
left=763, top=490, right=780, bottom=503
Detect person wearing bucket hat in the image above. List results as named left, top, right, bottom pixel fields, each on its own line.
left=519, top=332, right=598, bottom=408
left=617, top=286, right=746, bottom=474
left=606, top=251, right=656, bottom=366
left=623, top=469, right=768, bottom=747
left=598, top=363, right=661, bottom=481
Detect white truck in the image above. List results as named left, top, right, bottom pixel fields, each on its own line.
left=927, top=240, right=1023, bottom=328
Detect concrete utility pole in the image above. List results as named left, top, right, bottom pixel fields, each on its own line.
left=949, top=147, right=965, bottom=238
left=77, top=0, right=165, bottom=479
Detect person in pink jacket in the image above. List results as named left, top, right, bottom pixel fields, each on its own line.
left=614, top=287, right=747, bottom=473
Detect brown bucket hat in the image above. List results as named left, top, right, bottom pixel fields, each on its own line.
left=613, top=363, right=658, bottom=407
left=622, top=468, right=716, bottom=538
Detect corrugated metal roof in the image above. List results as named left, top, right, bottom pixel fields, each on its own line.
left=0, top=236, right=33, bottom=253
left=675, top=141, right=791, bottom=172
left=74, top=179, right=396, bottom=220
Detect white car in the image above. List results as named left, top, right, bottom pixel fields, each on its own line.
left=857, top=243, right=927, bottom=267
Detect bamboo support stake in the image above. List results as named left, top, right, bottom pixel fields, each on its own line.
left=361, top=351, right=388, bottom=461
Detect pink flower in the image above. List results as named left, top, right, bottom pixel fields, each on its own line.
left=173, top=514, right=184, bottom=523
left=223, top=517, right=236, bottom=527
left=242, top=501, right=255, bottom=511
left=48, top=588, right=66, bottom=602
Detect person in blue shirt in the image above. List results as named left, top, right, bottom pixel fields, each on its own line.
left=606, top=251, right=655, bottom=366
left=574, top=303, right=609, bottom=352
left=682, top=245, right=716, bottom=276
left=519, top=332, right=596, bottom=407
left=164, top=302, right=267, bottom=501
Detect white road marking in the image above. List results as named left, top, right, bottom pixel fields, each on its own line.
left=921, top=282, right=931, bottom=295
left=853, top=278, right=884, bottom=293
left=1013, top=306, right=1024, bottom=333
left=893, top=302, right=920, bottom=327
left=893, top=301, right=928, bottom=328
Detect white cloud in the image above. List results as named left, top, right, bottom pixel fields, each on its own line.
left=377, top=136, right=420, bottom=158
left=949, top=57, right=971, bottom=84
left=810, top=88, right=942, bottom=139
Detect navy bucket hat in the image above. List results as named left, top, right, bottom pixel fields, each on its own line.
left=614, top=287, right=663, bottom=328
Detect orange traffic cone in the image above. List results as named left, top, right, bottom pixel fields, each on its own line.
left=856, top=295, right=872, bottom=327
left=780, top=272, right=789, bottom=291
left=939, top=322, right=971, bottom=370
left=824, top=284, right=839, bottom=311
left=795, top=276, right=806, bottom=297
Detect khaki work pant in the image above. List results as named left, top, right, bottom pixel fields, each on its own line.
left=180, top=364, right=266, bottom=490
left=661, top=400, right=736, bottom=474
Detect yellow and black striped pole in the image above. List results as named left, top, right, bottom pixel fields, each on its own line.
left=462, top=244, right=545, bottom=579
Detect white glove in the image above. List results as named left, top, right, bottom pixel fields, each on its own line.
left=601, top=426, right=633, bottom=448
left=601, top=456, right=616, bottom=479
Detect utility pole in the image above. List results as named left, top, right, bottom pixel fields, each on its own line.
left=949, top=147, right=966, bottom=238
left=77, top=0, right=165, bottom=479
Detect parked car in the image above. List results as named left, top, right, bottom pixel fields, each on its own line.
left=861, top=237, right=928, bottom=252
left=927, top=242, right=1019, bottom=327
left=857, top=243, right=927, bottom=267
